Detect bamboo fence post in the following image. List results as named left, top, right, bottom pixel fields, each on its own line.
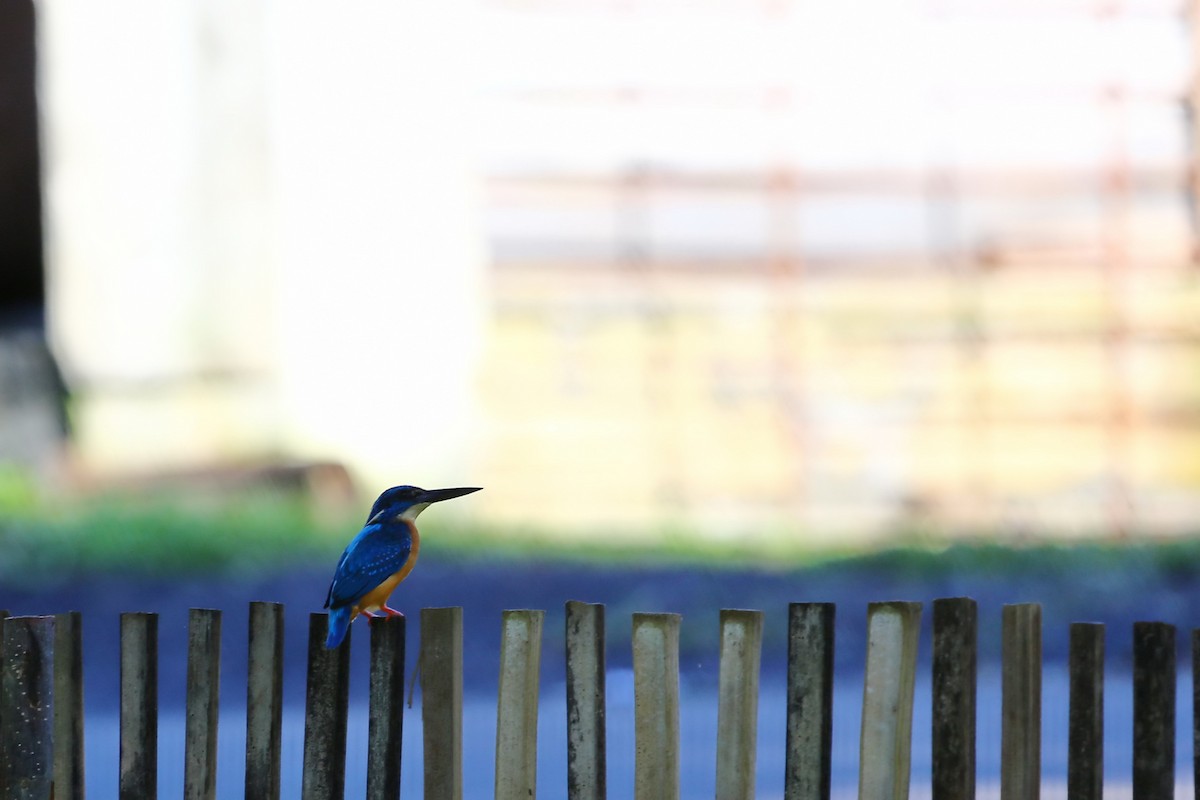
left=367, top=615, right=406, bottom=800
left=421, top=607, right=464, bottom=800
left=632, top=612, right=681, bottom=800
left=1133, top=622, right=1175, bottom=800
left=785, top=603, right=835, bottom=800
left=0, top=609, right=4, bottom=796
left=495, top=609, right=545, bottom=800
left=566, top=601, right=606, bottom=800
left=858, top=601, right=922, bottom=800
left=246, top=601, right=285, bottom=800
left=1193, top=629, right=1200, bottom=800
left=54, top=610, right=85, bottom=800
left=932, top=597, right=976, bottom=800
left=184, top=608, right=221, bottom=800
left=1068, top=623, right=1104, bottom=800
left=0, top=608, right=6, bottom=763
left=301, top=613, right=351, bottom=800
left=715, top=609, right=764, bottom=800
left=1001, top=603, right=1041, bottom=800
left=120, top=612, right=158, bottom=800
left=1, top=615, right=56, bottom=800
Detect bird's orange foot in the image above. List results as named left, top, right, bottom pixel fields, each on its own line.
left=382, top=606, right=405, bottom=619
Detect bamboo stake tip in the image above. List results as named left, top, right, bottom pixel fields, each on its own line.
left=867, top=601, right=923, bottom=617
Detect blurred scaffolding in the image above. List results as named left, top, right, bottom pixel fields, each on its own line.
left=12, top=0, right=1200, bottom=541
left=473, top=0, right=1200, bottom=538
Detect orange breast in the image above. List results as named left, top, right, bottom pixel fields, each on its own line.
left=351, top=523, right=420, bottom=617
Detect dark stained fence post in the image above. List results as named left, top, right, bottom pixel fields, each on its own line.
left=632, top=612, right=681, bottom=800
left=1001, top=603, right=1041, bottom=800
left=54, top=610, right=85, bottom=800
left=301, top=612, right=351, bottom=800
left=421, top=607, right=464, bottom=800
left=120, top=612, right=158, bottom=800
left=0, top=609, right=7, bottom=795
left=566, top=601, right=606, bottom=800
left=185, top=608, right=222, bottom=800
left=246, top=601, right=285, bottom=800
left=1068, top=623, right=1104, bottom=800
left=715, top=609, right=764, bottom=800
left=367, top=615, right=406, bottom=800
left=858, top=601, right=922, bottom=800
left=1193, top=629, right=1200, bottom=800
left=1, top=615, right=56, bottom=800
left=1133, top=622, right=1175, bottom=800
left=932, top=597, right=977, bottom=800
left=784, top=602, right=834, bottom=800
left=494, top=609, right=545, bottom=800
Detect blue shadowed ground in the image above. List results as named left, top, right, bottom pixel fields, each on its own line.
left=4, top=553, right=1200, bottom=798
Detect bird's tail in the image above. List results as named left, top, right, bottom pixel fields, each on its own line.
left=325, top=606, right=352, bottom=649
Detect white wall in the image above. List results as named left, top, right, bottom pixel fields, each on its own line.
left=38, top=0, right=486, bottom=488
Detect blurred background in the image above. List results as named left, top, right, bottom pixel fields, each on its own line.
left=3, top=0, right=1200, bottom=797
left=4, top=0, right=1200, bottom=545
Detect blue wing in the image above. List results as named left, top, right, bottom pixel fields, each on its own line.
left=324, top=521, right=413, bottom=610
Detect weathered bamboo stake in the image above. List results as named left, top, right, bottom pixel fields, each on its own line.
left=932, top=597, right=976, bottom=800
left=367, top=615, right=406, bottom=800
left=495, top=609, right=545, bottom=800
left=0, top=607, right=7, bottom=786
left=301, top=613, right=351, bottom=800
left=120, top=612, right=158, bottom=800
left=1068, top=623, right=1104, bottom=800
left=245, top=601, right=285, bottom=800
left=632, top=612, right=681, bottom=800
left=715, top=609, right=764, bottom=800
left=1001, top=603, right=1041, bottom=800
left=422, top=607, right=464, bottom=800
left=566, top=600, right=606, bottom=800
left=1193, top=629, right=1200, bottom=800
left=858, top=601, right=922, bottom=800
left=185, top=608, right=222, bottom=800
left=1, top=615, right=56, bottom=800
left=1133, top=621, right=1175, bottom=800
left=53, top=610, right=84, bottom=800
left=784, top=602, right=835, bottom=800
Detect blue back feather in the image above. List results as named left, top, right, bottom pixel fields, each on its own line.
left=323, top=519, right=414, bottom=610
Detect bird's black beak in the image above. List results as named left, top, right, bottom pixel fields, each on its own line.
left=419, top=486, right=482, bottom=504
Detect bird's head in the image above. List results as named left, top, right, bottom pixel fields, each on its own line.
left=366, top=484, right=482, bottom=525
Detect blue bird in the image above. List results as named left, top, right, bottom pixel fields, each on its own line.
left=324, top=484, right=481, bottom=648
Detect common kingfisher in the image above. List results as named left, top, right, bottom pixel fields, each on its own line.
left=324, top=484, right=481, bottom=648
